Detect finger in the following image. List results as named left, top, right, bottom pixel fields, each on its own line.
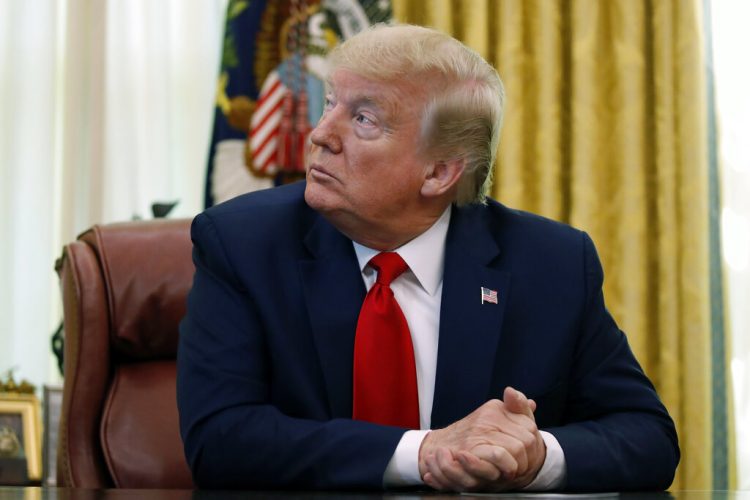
left=425, top=449, right=453, bottom=490
left=490, top=433, right=530, bottom=475
left=486, top=417, right=544, bottom=480
left=503, top=386, right=534, bottom=419
left=435, top=446, right=479, bottom=491
left=422, top=472, right=443, bottom=491
left=456, top=450, right=501, bottom=482
left=471, top=443, right=521, bottom=480
left=492, top=410, right=538, bottom=437
left=528, top=398, right=537, bottom=413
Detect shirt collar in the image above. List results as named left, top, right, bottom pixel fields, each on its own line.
left=352, top=206, right=451, bottom=296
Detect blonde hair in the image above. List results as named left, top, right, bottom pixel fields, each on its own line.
left=328, top=23, right=504, bottom=205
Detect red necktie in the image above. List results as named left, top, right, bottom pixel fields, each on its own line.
left=353, top=252, right=420, bottom=429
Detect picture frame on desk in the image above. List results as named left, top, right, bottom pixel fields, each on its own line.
left=0, top=393, right=42, bottom=485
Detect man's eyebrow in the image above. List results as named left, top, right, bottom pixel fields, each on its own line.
left=350, top=95, right=382, bottom=108
left=323, top=80, right=399, bottom=119
left=326, top=88, right=386, bottom=111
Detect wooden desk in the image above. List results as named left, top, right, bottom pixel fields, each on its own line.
left=0, top=489, right=746, bottom=500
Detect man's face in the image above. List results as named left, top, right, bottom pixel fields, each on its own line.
left=304, top=69, right=431, bottom=234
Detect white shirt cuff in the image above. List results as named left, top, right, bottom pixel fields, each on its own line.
left=522, top=430, right=567, bottom=491
left=383, top=429, right=430, bottom=487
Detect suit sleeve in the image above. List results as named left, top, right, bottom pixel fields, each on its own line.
left=547, top=232, right=680, bottom=491
left=176, top=213, right=405, bottom=489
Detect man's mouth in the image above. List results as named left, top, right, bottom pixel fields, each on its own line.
left=308, top=164, right=337, bottom=182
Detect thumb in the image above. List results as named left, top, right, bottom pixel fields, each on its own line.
left=503, top=386, right=535, bottom=419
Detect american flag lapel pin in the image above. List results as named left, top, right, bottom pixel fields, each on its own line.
left=481, top=286, right=498, bottom=305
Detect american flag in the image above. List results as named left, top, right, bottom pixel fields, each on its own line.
left=481, top=287, right=498, bottom=304
left=249, top=71, right=286, bottom=176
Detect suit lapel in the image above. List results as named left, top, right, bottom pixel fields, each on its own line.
left=299, top=215, right=365, bottom=419
left=431, top=206, right=510, bottom=428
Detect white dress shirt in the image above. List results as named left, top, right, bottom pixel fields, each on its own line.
left=352, top=206, right=566, bottom=490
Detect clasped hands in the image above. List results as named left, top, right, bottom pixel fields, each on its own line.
left=418, top=386, right=546, bottom=492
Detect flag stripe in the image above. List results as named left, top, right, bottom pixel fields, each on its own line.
left=254, top=131, right=280, bottom=169
left=252, top=84, right=285, bottom=128
left=250, top=109, right=282, bottom=148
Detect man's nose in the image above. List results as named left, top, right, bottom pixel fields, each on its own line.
left=310, top=112, right=343, bottom=154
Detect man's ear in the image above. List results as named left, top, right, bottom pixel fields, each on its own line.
left=421, top=158, right=465, bottom=198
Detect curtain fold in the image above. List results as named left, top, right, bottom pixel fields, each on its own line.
left=0, top=0, right=62, bottom=388
left=394, top=0, right=728, bottom=489
left=0, top=0, right=225, bottom=391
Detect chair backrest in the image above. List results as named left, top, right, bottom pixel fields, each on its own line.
left=55, top=218, right=194, bottom=488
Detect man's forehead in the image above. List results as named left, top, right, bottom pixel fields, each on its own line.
left=327, top=75, right=387, bottom=99
left=326, top=70, right=423, bottom=113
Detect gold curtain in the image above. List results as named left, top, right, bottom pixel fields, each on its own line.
left=393, top=0, right=722, bottom=490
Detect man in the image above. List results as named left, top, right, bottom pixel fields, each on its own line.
left=177, top=24, right=679, bottom=491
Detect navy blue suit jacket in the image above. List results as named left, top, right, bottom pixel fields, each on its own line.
left=177, top=181, right=679, bottom=491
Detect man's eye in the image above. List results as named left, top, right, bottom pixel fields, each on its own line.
left=355, top=113, right=374, bottom=126
left=323, top=96, right=335, bottom=110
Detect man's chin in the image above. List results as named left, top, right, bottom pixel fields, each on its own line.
left=304, top=182, right=338, bottom=214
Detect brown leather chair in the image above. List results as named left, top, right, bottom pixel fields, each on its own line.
left=55, top=218, right=195, bottom=488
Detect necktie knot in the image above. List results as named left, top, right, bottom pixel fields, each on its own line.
left=369, top=252, right=408, bottom=286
